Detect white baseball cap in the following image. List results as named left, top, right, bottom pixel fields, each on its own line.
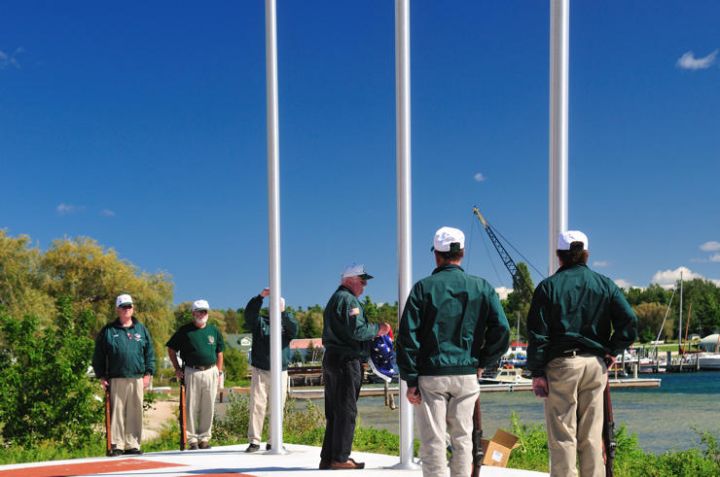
left=432, top=226, right=465, bottom=252
left=116, top=294, right=133, bottom=307
left=192, top=299, right=210, bottom=312
left=557, top=230, right=589, bottom=251
left=342, top=263, right=374, bottom=280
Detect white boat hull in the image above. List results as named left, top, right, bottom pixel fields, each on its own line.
left=697, top=353, right=720, bottom=370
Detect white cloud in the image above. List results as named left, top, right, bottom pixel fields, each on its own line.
left=676, top=50, right=718, bottom=70
left=55, top=203, right=85, bottom=215
left=473, top=173, right=486, bottom=182
left=100, top=209, right=116, bottom=217
left=0, top=47, right=23, bottom=70
left=711, top=254, right=720, bottom=263
left=495, top=286, right=512, bottom=300
left=614, top=279, right=635, bottom=290
left=650, top=266, right=705, bottom=289
left=700, top=241, right=720, bottom=252
left=593, top=260, right=609, bottom=268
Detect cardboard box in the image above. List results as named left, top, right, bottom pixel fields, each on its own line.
left=480, top=429, right=519, bottom=467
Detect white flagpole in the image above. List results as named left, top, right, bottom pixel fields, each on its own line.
left=265, top=0, right=284, bottom=454
left=394, top=0, right=418, bottom=469
left=549, top=0, right=569, bottom=274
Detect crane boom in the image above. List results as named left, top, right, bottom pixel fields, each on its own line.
left=472, top=206, right=531, bottom=295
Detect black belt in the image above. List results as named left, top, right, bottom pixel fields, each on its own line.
left=187, top=364, right=215, bottom=371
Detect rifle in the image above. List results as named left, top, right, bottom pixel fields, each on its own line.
left=179, top=377, right=188, bottom=451
left=104, top=383, right=112, bottom=456
left=471, top=394, right=484, bottom=477
left=602, top=373, right=616, bottom=477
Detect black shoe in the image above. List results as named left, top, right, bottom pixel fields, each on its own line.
left=124, top=448, right=143, bottom=455
left=188, top=442, right=199, bottom=450
left=265, top=443, right=287, bottom=451
left=245, top=443, right=260, bottom=453
left=109, top=448, right=124, bottom=457
left=199, top=441, right=211, bottom=450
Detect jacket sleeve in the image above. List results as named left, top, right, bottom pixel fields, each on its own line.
left=396, top=284, right=422, bottom=387
left=526, top=284, right=550, bottom=377
left=244, top=295, right=264, bottom=333
left=91, top=327, right=108, bottom=379
left=477, top=290, right=511, bottom=369
left=144, top=325, right=156, bottom=376
left=347, top=298, right=380, bottom=342
left=608, top=287, right=638, bottom=355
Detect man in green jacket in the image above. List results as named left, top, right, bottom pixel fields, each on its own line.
left=320, top=264, right=391, bottom=470
left=92, top=294, right=155, bottom=456
left=527, top=231, right=637, bottom=477
left=397, top=227, right=510, bottom=477
left=244, top=288, right=298, bottom=453
left=167, top=299, right=225, bottom=450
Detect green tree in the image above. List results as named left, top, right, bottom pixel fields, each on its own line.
left=41, top=237, right=174, bottom=359
left=624, top=284, right=672, bottom=307
left=223, top=347, right=249, bottom=384
left=298, top=305, right=323, bottom=339
left=634, top=302, right=673, bottom=342
left=503, top=262, right=535, bottom=340
left=0, top=298, right=101, bottom=447
left=0, top=231, right=55, bottom=324
left=676, top=279, right=720, bottom=337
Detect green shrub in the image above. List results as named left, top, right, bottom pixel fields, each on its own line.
left=0, top=298, right=101, bottom=447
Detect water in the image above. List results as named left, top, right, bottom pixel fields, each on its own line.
left=344, top=372, right=720, bottom=454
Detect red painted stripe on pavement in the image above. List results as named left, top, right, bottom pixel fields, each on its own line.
left=0, top=458, right=184, bottom=477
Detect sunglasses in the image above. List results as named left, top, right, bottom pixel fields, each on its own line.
left=119, top=305, right=133, bottom=309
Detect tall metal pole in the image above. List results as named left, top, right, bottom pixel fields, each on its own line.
left=548, top=0, right=569, bottom=274
left=394, top=0, right=417, bottom=469
left=265, top=0, right=284, bottom=454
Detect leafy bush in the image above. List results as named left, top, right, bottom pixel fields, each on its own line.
left=0, top=298, right=101, bottom=447
left=223, top=347, right=249, bottom=385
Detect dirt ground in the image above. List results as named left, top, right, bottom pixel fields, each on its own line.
left=144, top=398, right=177, bottom=441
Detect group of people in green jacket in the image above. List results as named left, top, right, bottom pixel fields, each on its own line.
left=93, top=225, right=638, bottom=477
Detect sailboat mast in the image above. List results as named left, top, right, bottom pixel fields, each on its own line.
left=678, top=271, right=683, bottom=354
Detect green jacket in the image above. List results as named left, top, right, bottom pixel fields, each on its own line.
left=322, top=286, right=379, bottom=361
left=526, top=264, right=638, bottom=377
left=92, top=318, right=156, bottom=379
left=245, top=295, right=299, bottom=371
left=397, top=265, right=510, bottom=387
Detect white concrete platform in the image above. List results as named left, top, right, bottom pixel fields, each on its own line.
left=0, top=443, right=548, bottom=477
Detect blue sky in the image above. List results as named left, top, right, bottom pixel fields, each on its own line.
left=1, top=1, right=718, bottom=309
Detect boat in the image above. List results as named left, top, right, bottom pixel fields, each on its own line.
left=697, top=333, right=720, bottom=370
left=697, top=353, right=720, bottom=370
left=480, top=367, right=532, bottom=385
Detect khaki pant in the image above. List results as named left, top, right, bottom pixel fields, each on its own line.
left=416, top=375, right=480, bottom=477
left=110, top=377, right=144, bottom=451
left=247, top=366, right=288, bottom=445
left=185, top=366, right=219, bottom=444
left=545, top=354, right=607, bottom=477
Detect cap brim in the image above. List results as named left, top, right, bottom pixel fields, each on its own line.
left=359, top=273, right=373, bottom=280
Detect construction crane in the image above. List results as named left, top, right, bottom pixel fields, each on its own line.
left=472, top=206, right=534, bottom=296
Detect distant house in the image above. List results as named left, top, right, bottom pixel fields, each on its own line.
left=225, top=333, right=253, bottom=353
left=290, top=338, right=324, bottom=362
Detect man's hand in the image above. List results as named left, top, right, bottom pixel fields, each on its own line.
left=406, top=386, right=422, bottom=405
left=101, top=379, right=110, bottom=390
left=260, top=288, right=270, bottom=298
left=604, top=354, right=617, bottom=368
left=532, top=376, right=548, bottom=398
left=377, top=322, right=391, bottom=336
left=175, top=368, right=185, bottom=380
left=142, top=375, right=152, bottom=389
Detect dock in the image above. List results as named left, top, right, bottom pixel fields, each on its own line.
left=283, top=377, right=661, bottom=400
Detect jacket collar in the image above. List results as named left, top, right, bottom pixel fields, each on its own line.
left=432, top=264, right=464, bottom=275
